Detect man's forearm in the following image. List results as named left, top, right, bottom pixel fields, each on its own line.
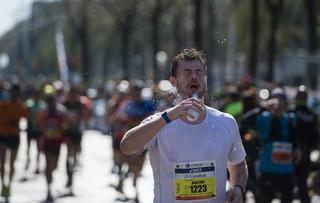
left=228, top=160, right=248, bottom=188
left=120, top=114, right=166, bottom=155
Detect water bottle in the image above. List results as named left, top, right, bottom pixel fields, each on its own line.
left=186, top=92, right=200, bottom=121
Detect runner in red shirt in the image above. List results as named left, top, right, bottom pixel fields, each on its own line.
left=37, top=94, right=67, bottom=202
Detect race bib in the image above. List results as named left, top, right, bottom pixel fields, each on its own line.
left=174, top=161, right=216, bottom=201
left=271, top=142, right=293, bottom=164
left=45, top=128, right=62, bottom=139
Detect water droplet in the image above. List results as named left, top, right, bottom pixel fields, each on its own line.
left=211, top=124, right=215, bottom=128
left=233, top=147, right=237, bottom=151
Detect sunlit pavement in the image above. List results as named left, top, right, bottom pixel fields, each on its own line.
left=6, top=130, right=154, bottom=203
left=2, top=130, right=319, bottom=203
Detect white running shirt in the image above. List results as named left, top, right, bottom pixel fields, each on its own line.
left=143, top=107, right=246, bottom=203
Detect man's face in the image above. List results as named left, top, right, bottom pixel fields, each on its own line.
left=170, top=59, right=207, bottom=100
left=130, top=87, right=141, bottom=102
left=268, top=97, right=285, bottom=116
left=46, top=96, right=56, bottom=111
left=68, top=89, right=78, bottom=101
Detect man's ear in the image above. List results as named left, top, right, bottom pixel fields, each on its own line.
left=169, top=76, right=177, bottom=87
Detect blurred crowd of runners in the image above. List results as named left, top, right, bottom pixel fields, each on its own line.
left=0, top=77, right=319, bottom=203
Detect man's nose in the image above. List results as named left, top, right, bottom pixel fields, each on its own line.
left=190, top=71, right=198, bottom=79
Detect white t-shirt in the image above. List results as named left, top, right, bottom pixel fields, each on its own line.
left=144, top=106, right=246, bottom=203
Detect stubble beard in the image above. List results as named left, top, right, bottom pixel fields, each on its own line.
left=175, top=83, right=207, bottom=102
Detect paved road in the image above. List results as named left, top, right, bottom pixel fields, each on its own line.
left=1, top=130, right=319, bottom=203
left=4, top=130, right=153, bottom=203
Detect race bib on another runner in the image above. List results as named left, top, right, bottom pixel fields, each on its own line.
left=174, top=161, right=216, bottom=201
left=45, top=128, right=63, bottom=138
left=271, top=142, right=293, bottom=164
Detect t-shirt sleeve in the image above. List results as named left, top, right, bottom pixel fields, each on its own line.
left=227, top=116, right=247, bottom=165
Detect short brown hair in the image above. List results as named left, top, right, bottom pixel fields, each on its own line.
left=171, top=48, right=207, bottom=77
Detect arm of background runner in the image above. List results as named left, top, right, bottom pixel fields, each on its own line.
left=226, top=160, right=248, bottom=203
left=35, top=111, right=45, bottom=151
left=288, top=113, right=302, bottom=165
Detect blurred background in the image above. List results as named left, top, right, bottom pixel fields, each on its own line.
left=0, top=1, right=320, bottom=203
left=0, top=0, right=319, bottom=90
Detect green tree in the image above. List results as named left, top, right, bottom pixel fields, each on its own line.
left=248, top=0, right=259, bottom=79
left=193, top=0, right=204, bottom=49
left=63, top=0, right=91, bottom=85
left=304, top=0, right=318, bottom=89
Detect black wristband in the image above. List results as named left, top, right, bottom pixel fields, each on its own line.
left=161, top=111, right=172, bottom=124
left=234, top=184, right=245, bottom=200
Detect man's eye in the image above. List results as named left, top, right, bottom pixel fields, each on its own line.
left=183, top=70, right=191, bottom=75
left=196, top=70, right=204, bottom=75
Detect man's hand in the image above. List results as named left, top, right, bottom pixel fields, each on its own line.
left=227, top=161, right=247, bottom=203
left=226, top=186, right=243, bottom=203
left=167, top=97, right=205, bottom=121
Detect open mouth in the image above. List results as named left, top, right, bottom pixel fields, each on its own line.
left=189, top=84, right=199, bottom=91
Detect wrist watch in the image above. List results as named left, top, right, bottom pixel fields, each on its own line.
left=161, top=111, right=172, bottom=124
